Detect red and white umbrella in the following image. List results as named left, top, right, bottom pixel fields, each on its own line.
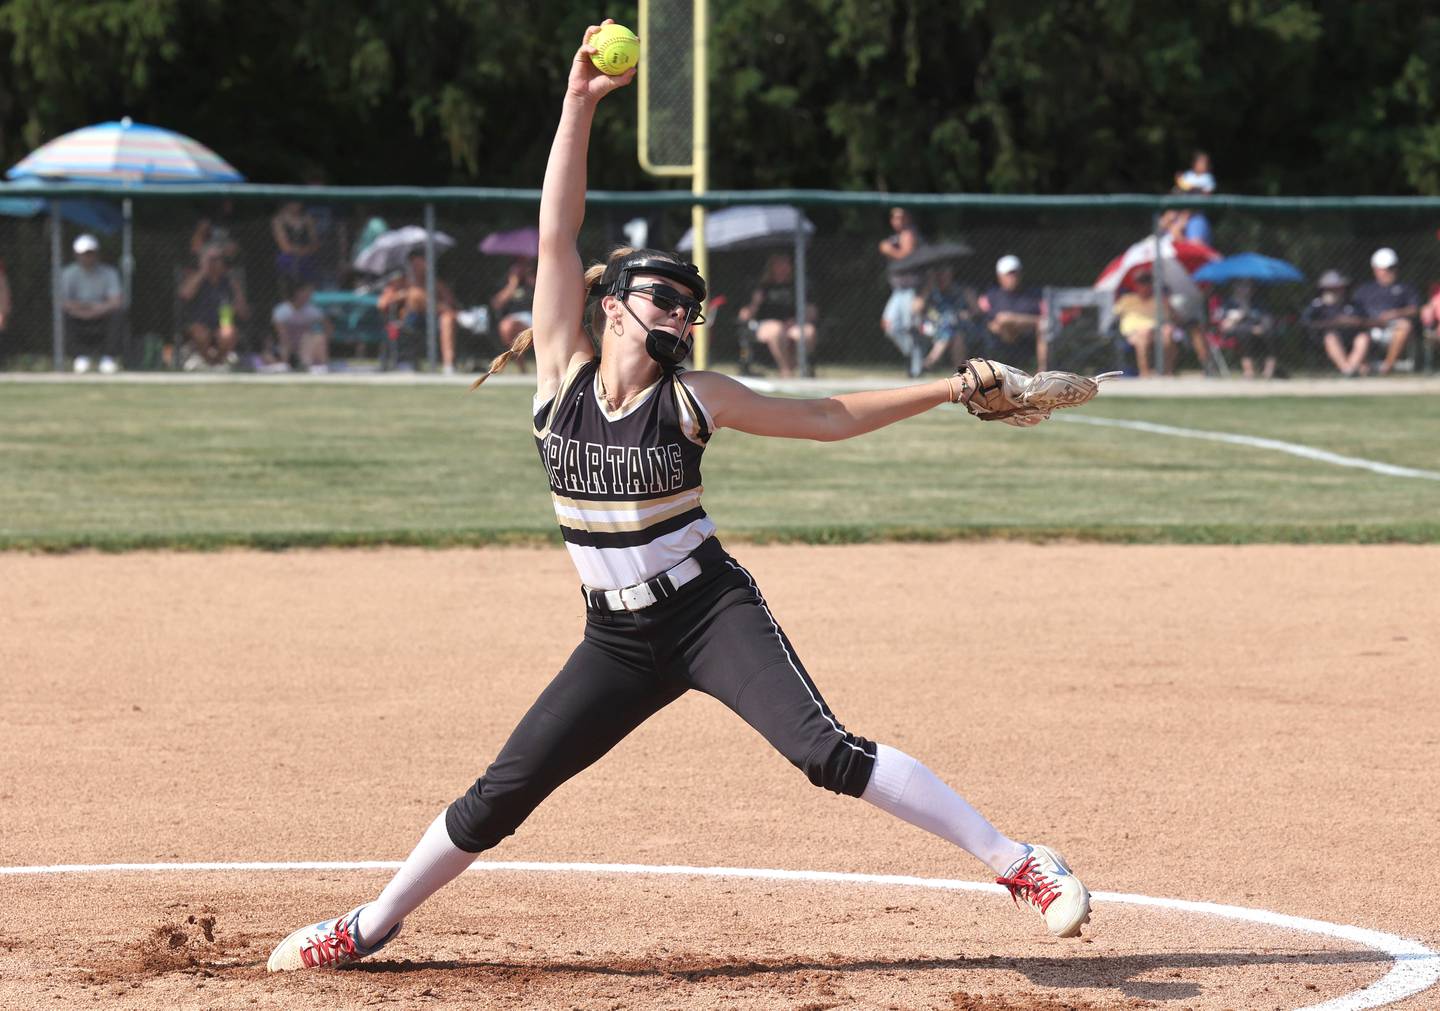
left=1094, top=235, right=1220, bottom=295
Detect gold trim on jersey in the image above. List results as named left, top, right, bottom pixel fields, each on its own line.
left=593, top=371, right=663, bottom=422
left=673, top=374, right=714, bottom=447
left=533, top=355, right=594, bottom=439
left=551, top=486, right=704, bottom=534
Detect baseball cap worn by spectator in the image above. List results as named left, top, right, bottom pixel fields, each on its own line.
left=996, top=255, right=1022, bottom=275
left=73, top=234, right=99, bottom=254
left=1371, top=247, right=1399, bottom=270
left=1318, top=270, right=1349, bottom=289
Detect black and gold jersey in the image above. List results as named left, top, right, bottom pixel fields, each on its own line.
left=533, top=358, right=716, bottom=589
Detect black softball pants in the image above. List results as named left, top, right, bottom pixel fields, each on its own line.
left=445, top=538, right=876, bottom=853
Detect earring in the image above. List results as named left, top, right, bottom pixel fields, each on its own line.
left=609, top=316, right=622, bottom=335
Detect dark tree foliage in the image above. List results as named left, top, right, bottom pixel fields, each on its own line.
left=2, top=0, right=1439, bottom=194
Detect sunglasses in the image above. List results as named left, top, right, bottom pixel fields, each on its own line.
left=623, top=284, right=705, bottom=324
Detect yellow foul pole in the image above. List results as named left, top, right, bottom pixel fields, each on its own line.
left=636, top=0, right=707, bottom=366
left=691, top=0, right=710, bottom=369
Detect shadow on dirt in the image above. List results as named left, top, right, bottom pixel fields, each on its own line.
left=344, top=947, right=1388, bottom=1002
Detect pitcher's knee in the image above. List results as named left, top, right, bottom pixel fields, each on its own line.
left=800, top=735, right=877, bottom=797
left=445, top=778, right=538, bottom=854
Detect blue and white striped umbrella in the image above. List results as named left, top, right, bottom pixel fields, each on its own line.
left=5, top=117, right=241, bottom=370
left=6, top=117, right=242, bottom=183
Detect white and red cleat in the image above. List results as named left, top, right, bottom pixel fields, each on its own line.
left=997, top=844, right=1092, bottom=937
left=266, top=905, right=401, bottom=972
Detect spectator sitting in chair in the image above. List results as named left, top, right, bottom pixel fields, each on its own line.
left=978, top=255, right=1044, bottom=369
left=737, top=252, right=817, bottom=378
left=378, top=249, right=458, bottom=373
left=1112, top=271, right=1183, bottom=377
left=1301, top=270, right=1368, bottom=377
left=269, top=279, right=332, bottom=374
left=61, top=234, right=125, bottom=374
left=1216, top=278, right=1276, bottom=380
left=1419, top=284, right=1440, bottom=367
left=489, top=257, right=537, bottom=373
left=179, top=243, right=250, bottom=371
left=915, top=265, right=976, bottom=373
left=1352, top=247, right=1419, bottom=375
left=190, top=198, right=242, bottom=266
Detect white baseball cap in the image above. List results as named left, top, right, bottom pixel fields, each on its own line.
left=996, top=254, right=1022, bottom=275
left=1371, top=247, right=1398, bottom=269
left=73, top=234, right=99, bottom=254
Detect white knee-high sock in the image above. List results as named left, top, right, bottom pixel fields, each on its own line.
left=861, top=743, right=1029, bottom=875
left=357, top=811, right=476, bottom=946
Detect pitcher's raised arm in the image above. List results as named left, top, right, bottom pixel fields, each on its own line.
left=531, top=21, right=636, bottom=402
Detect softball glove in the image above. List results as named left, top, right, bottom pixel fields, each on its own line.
left=955, top=358, right=1121, bottom=427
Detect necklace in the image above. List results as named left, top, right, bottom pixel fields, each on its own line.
left=597, top=370, right=623, bottom=411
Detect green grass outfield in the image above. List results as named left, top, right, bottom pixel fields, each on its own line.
left=2, top=381, right=1438, bottom=550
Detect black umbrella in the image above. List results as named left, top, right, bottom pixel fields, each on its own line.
left=676, top=205, right=815, bottom=252
left=887, top=240, right=974, bottom=278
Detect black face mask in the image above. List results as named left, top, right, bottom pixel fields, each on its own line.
left=616, top=284, right=706, bottom=368
left=599, top=254, right=708, bottom=367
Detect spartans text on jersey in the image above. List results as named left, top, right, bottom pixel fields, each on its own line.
left=541, top=434, right=686, bottom=496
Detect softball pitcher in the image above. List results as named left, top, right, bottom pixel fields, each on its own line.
left=268, top=20, right=1112, bottom=973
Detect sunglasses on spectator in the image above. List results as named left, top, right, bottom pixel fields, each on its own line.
left=622, top=284, right=706, bottom=324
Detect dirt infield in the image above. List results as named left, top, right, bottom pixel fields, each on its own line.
left=2, top=544, right=1437, bottom=1009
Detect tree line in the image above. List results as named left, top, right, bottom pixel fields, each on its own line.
left=2, top=0, right=1439, bottom=196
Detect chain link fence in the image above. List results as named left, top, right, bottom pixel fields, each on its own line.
left=2, top=186, right=1438, bottom=378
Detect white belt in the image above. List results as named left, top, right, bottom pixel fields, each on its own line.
left=583, top=556, right=704, bottom=613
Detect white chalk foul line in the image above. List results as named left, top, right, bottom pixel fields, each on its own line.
left=1061, top=414, right=1440, bottom=482
left=2, top=860, right=1436, bottom=1010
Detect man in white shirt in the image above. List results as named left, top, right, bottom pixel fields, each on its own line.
left=61, top=234, right=125, bottom=373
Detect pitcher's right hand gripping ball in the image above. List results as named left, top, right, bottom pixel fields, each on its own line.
left=588, top=23, right=639, bottom=75
left=956, top=358, right=1121, bottom=427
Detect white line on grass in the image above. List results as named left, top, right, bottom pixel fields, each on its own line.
left=1061, top=414, right=1440, bottom=481
left=2, top=859, right=1435, bottom=1010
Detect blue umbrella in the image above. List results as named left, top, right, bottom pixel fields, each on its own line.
left=5, top=117, right=243, bottom=368
left=1193, top=252, right=1304, bottom=285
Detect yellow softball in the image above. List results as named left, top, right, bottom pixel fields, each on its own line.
left=589, top=23, right=639, bottom=76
